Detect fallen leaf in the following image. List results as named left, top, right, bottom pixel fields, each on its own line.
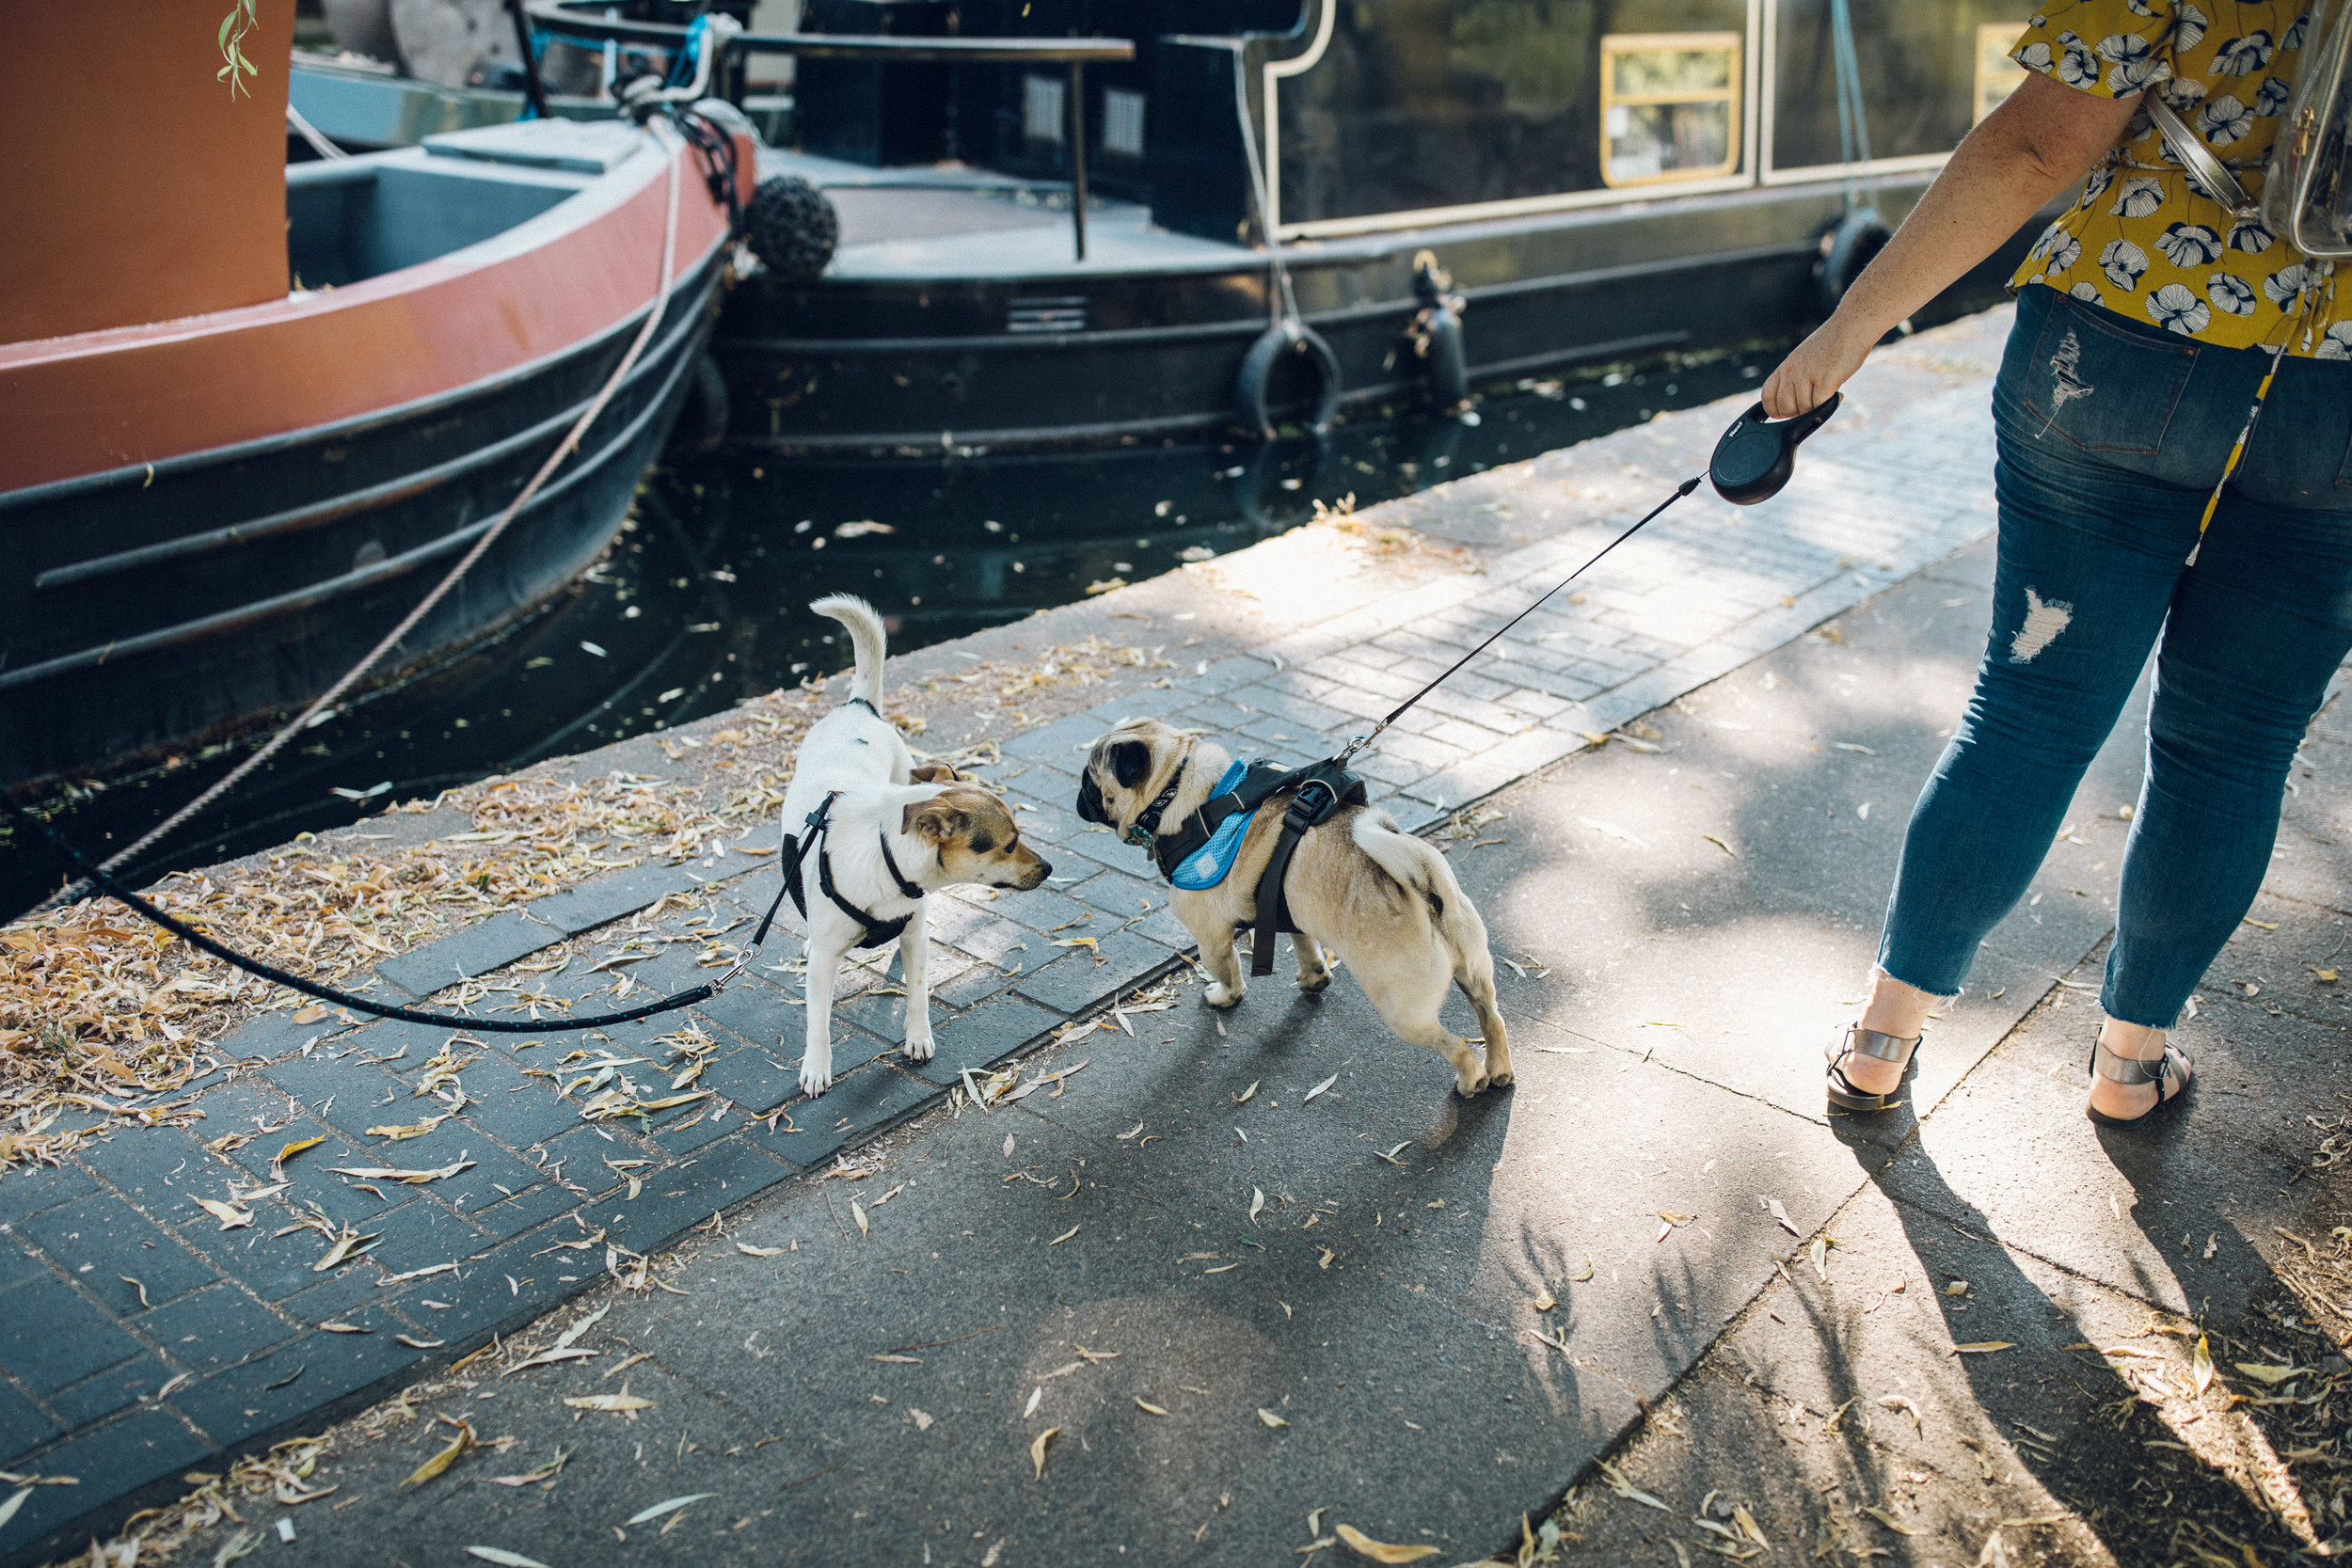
left=1030, top=1427, right=1060, bottom=1481
left=2234, top=1362, right=2299, bottom=1386
left=1050, top=1225, right=1079, bottom=1246
left=1943, top=1280, right=1968, bottom=1296
left=396, top=1335, right=445, bottom=1350
left=1862, top=1506, right=1920, bottom=1536
left=1333, top=1524, right=1440, bottom=1563
left=1257, top=1408, right=1289, bottom=1428
left=326, top=1161, right=475, bottom=1184
left=197, top=1198, right=252, bottom=1231
left=1136, top=1398, right=1169, bottom=1416
left=625, top=1494, right=716, bottom=1526
left=851, top=1201, right=869, bottom=1238
left=1115, top=1123, right=1142, bottom=1140
left=1807, top=1236, right=1829, bottom=1279
left=0, top=1490, right=28, bottom=1532
left=2192, top=1334, right=2214, bottom=1396
left=1249, top=1189, right=1265, bottom=1224
left=1876, top=1395, right=1922, bottom=1433
left=1953, top=1342, right=2015, bottom=1354
left=275, top=1136, right=326, bottom=1167
left=318, top=1321, right=368, bottom=1335
left=1766, top=1198, right=1798, bottom=1237
left=1304, top=1073, right=1338, bottom=1103
left=312, top=1225, right=379, bottom=1273
left=1597, top=1460, right=1670, bottom=1511
left=401, top=1421, right=475, bottom=1490
left=1532, top=1289, right=1556, bottom=1312
left=1733, top=1505, right=1769, bottom=1548
left=737, top=1243, right=784, bottom=1258
left=1569, top=1257, right=1594, bottom=1283
left=465, top=1550, right=553, bottom=1568
left=871, top=1354, right=923, bottom=1365
left=911, top=1408, right=934, bottom=1431
left=1318, top=1247, right=1337, bottom=1271
left=1234, top=1081, right=1260, bottom=1104
left=1024, top=1387, right=1042, bottom=1418
left=565, top=1393, right=656, bottom=1413
left=504, top=1347, right=598, bottom=1375
left=379, top=1261, right=459, bottom=1285
left=1704, top=833, right=1739, bottom=859
left=292, top=1005, right=330, bottom=1024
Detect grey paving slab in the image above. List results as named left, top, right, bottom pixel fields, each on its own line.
left=167, top=1303, right=429, bottom=1450
left=908, top=995, right=1068, bottom=1086
left=528, top=858, right=702, bottom=935
left=0, top=1273, right=142, bottom=1395
left=17, top=1192, right=221, bottom=1317
left=749, top=1063, right=942, bottom=1168
left=0, top=1406, right=208, bottom=1566
left=135, top=1283, right=296, bottom=1376
left=373, top=910, right=558, bottom=997
left=1011, top=928, right=1175, bottom=1014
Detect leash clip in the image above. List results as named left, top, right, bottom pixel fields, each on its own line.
left=711, top=942, right=759, bottom=992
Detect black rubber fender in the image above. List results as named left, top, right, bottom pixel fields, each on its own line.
left=1814, top=207, right=1891, bottom=316
left=1421, top=303, right=1469, bottom=408
left=1234, top=319, right=1343, bottom=440
left=680, top=351, right=730, bottom=451
left=744, top=173, right=839, bottom=281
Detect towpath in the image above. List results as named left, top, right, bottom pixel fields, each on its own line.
left=9, top=303, right=2350, bottom=1567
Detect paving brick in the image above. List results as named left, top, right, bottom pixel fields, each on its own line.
left=0, top=1156, right=99, bottom=1219
left=216, top=1008, right=356, bottom=1060
left=699, top=1046, right=802, bottom=1117
left=1065, top=867, right=1163, bottom=920
left=532, top=1124, right=630, bottom=1201
left=600, top=1137, right=792, bottom=1250
left=271, top=1266, right=387, bottom=1327
left=448, top=1052, right=582, bottom=1152
left=908, top=996, right=1066, bottom=1086
left=259, top=1045, right=406, bottom=1132
left=46, top=1354, right=171, bottom=1428
left=358, top=1196, right=485, bottom=1279
left=19, top=1194, right=220, bottom=1318
left=1411, top=726, right=1590, bottom=809
left=171, top=1309, right=426, bottom=1452
left=643, top=1097, right=740, bottom=1157
left=374, top=911, right=561, bottom=998
left=389, top=1241, right=578, bottom=1354
left=71, top=1125, right=211, bottom=1208
left=985, top=885, right=1098, bottom=935
left=332, top=1118, right=543, bottom=1220
left=529, top=859, right=701, bottom=936
left=691, top=974, right=801, bottom=1051
left=216, top=1121, right=388, bottom=1229
left=1014, top=927, right=1174, bottom=1015
left=946, top=916, right=1033, bottom=968
left=344, top=1018, right=486, bottom=1076
left=137, top=1284, right=295, bottom=1376
left=0, top=1377, right=59, bottom=1465
left=0, top=1274, right=142, bottom=1394
left=0, top=1406, right=208, bottom=1562
left=466, top=1181, right=578, bottom=1245
left=748, top=1064, right=940, bottom=1168
left=1003, top=710, right=1114, bottom=762
left=0, top=1233, right=42, bottom=1292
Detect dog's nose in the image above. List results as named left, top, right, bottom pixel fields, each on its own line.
left=1074, top=773, right=1104, bottom=825
left=1028, top=858, right=1054, bottom=887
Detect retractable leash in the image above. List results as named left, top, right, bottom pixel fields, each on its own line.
left=1332, top=393, right=1841, bottom=767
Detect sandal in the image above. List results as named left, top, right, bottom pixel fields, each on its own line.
left=1825, top=1024, right=1921, bottom=1113
left=2086, top=1036, right=2193, bottom=1126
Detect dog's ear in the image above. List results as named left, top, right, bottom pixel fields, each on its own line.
left=909, top=762, right=960, bottom=784
left=903, top=795, right=968, bottom=846
left=1109, top=739, right=1153, bottom=790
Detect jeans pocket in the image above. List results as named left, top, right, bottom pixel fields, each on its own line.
left=2013, top=293, right=2197, bottom=456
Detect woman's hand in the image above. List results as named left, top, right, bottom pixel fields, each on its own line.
left=1761, top=313, right=1878, bottom=419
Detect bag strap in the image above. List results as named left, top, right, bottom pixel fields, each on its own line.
left=2145, top=98, right=2261, bottom=218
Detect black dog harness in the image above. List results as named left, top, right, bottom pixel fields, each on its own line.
left=1125, top=753, right=1366, bottom=978
left=783, top=789, right=926, bottom=949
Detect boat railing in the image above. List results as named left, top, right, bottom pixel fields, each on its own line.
left=523, top=0, right=1135, bottom=260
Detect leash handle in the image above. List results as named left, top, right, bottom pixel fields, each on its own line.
left=1348, top=475, right=1703, bottom=755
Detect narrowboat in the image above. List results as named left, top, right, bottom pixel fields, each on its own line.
left=532, top=0, right=2040, bottom=454
left=0, top=4, right=749, bottom=791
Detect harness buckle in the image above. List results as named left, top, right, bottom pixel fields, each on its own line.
left=1122, top=822, right=1157, bottom=849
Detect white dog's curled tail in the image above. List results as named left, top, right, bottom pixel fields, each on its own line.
left=1350, top=807, right=1492, bottom=954
left=809, top=594, right=888, bottom=706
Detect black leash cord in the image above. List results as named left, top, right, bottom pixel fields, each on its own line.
left=2, top=799, right=723, bottom=1035
left=1338, top=474, right=1702, bottom=761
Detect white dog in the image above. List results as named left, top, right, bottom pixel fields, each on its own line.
left=785, top=595, right=1051, bottom=1094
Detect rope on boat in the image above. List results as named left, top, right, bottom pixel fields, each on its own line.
left=95, top=120, right=691, bottom=880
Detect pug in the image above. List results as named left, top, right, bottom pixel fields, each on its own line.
left=1076, top=718, right=1512, bottom=1096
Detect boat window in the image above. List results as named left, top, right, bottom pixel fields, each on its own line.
left=1103, top=87, right=1147, bottom=159
left=1973, top=22, right=2027, bottom=123
left=1023, top=73, right=1067, bottom=144
left=1598, top=32, right=1741, bottom=187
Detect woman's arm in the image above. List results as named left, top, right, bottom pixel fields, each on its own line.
left=1761, top=71, right=2146, bottom=418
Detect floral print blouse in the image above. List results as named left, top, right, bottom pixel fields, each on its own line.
left=2009, top=1, right=2347, bottom=357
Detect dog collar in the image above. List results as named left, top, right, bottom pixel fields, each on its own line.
left=1121, top=749, right=1192, bottom=852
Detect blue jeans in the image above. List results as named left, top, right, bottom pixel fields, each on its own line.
left=1879, top=283, right=2352, bottom=1028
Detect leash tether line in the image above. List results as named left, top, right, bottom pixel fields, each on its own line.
left=1335, top=474, right=1703, bottom=765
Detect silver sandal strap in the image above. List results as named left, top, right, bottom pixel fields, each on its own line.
left=1837, top=1026, right=1920, bottom=1064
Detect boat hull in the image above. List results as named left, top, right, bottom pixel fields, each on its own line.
left=0, top=252, right=723, bottom=790
left=713, top=174, right=2033, bottom=453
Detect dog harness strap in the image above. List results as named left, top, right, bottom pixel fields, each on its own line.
left=780, top=790, right=840, bottom=925
left=876, top=832, right=925, bottom=901
left=817, top=842, right=914, bottom=950
left=1245, top=762, right=1368, bottom=976
left=1152, top=758, right=1312, bottom=881
left=1123, top=752, right=1192, bottom=862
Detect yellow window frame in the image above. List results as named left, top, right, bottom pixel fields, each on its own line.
left=1598, top=31, right=1743, bottom=189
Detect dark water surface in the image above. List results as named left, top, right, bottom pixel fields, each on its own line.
left=2, top=343, right=1792, bottom=917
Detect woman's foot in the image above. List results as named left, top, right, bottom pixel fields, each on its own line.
left=1833, top=973, right=1939, bottom=1100
left=2086, top=1020, right=2192, bottom=1123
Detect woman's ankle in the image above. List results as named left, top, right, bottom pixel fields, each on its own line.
left=2098, top=1018, right=2166, bottom=1059
left=1858, top=970, right=1940, bottom=1039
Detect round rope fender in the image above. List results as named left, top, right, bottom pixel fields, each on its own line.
left=1814, top=207, right=1891, bottom=316
left=744, top=173, right=840, bottom=281
left=1234, top=319, right=1343, bottom=440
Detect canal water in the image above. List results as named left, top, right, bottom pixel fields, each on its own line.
left=2, top=343, right=1793, bottom=917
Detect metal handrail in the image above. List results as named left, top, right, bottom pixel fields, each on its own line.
left=522, top=1, right=1129, bottom=260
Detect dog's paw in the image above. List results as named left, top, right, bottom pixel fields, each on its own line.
left=1202, top=982, right=1243, bottom=1009
left=799, top=1059, right=834, bottom=1097
left=903, top=1031, right=936, bottom=1063
left=1296, top=972, right=1332, bottom=994
left=1454, top=1068, right=1491, bottom=1098
left=1486, top=1065, right=1515, bottom=1089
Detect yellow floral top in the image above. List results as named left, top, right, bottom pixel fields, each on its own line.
left=2009, top=1, right=2347, bottom=357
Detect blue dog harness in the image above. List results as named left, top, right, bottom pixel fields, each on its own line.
left=1168, top=761, right=1254, bottom=890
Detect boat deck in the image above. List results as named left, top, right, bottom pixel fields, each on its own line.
left=755, top=146, right=1248, bottom=280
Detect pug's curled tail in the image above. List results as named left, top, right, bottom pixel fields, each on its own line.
left=1348, top=808, right=1492, bottom=958
left=809, top=594, right=888, bottom=706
